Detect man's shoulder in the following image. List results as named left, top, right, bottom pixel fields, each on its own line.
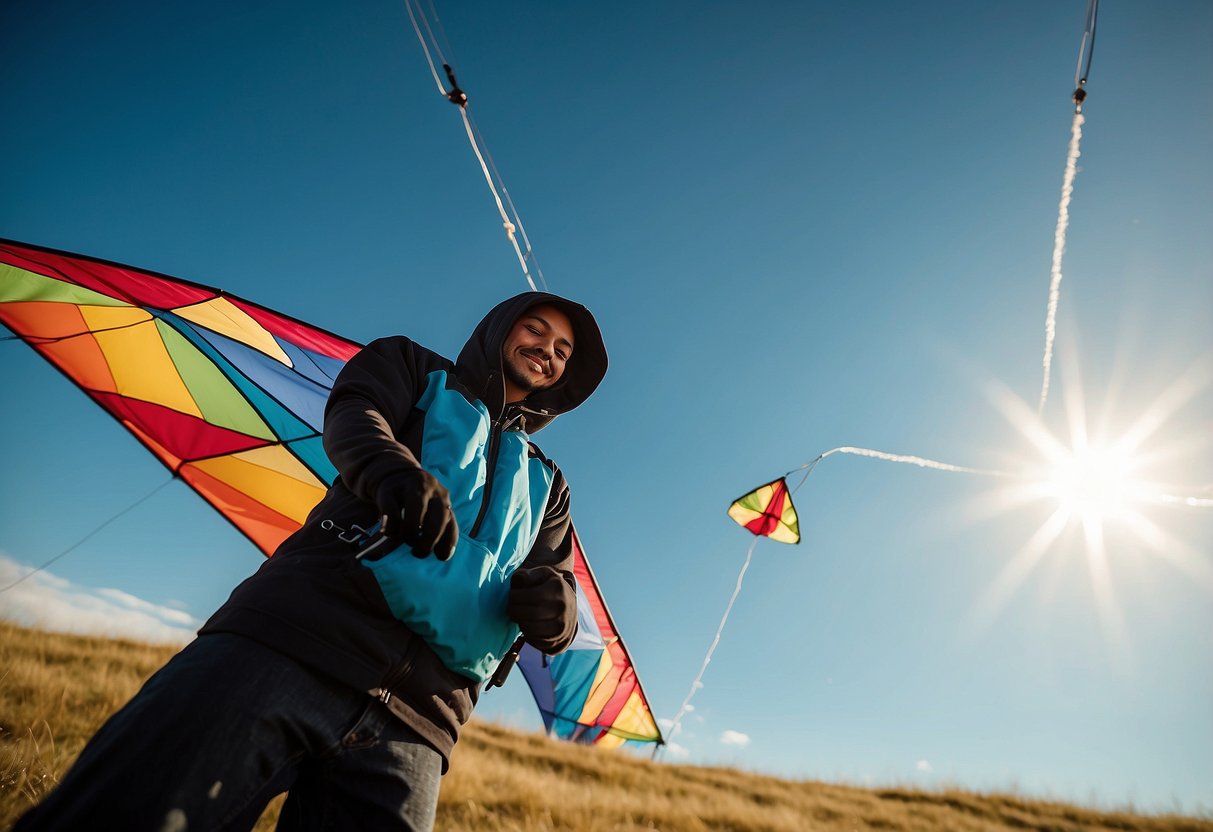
left=362, top=335, right=455, bottom=373
left=526, top=441, right=565, bottom=480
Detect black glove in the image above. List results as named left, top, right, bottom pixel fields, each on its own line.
left=507, top=565, right=575, bottom=652
left=374, top=469, right=458, bottom=560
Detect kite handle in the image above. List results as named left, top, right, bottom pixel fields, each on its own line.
left=320, top=519, right=394, bottom=560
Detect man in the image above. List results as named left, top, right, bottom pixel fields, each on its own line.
left=17, top=292, right=607, bottom=831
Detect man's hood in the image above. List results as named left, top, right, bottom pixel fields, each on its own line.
left=455, top=291, right=608, bottom=432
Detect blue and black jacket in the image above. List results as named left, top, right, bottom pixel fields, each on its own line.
left=201, top=292, right=608, bottom=764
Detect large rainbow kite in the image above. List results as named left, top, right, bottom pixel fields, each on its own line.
left=0, top=238, right=662, bottom=750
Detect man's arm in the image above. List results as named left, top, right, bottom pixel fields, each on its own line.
left=507, top=465, right=578, bottom=654
left=324, top=337, right=457, bottom=559
left=324, top=337, right=424, bottom=497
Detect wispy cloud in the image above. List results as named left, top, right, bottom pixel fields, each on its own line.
left=916, top=759, right=933, bottom=773
left=720, top=730, right=751, bottom=748
left=665, top=742, right=690, bottom=759
left=95, top=587, right=199, bottom=627
left=0, top=555, right=199, bottom=644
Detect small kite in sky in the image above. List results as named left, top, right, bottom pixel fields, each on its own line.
left=727, top=478, right=800, bottom=544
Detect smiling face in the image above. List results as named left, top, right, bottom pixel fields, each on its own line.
left=500, top=304, right=575, bottom=403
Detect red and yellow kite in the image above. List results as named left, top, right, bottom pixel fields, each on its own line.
left=727, top=477, right=800, bottom=544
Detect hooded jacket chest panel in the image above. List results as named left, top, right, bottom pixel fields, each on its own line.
left=412, top=370, right=553, bottom=549
left=361, top=369, right=555, bottom=682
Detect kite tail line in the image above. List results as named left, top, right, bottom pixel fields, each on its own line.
left=789, top=446, right=1010, bottom=491
left=666, top=536, right=759, bottom=743
left=403, top=0, right=543, bottom=291
left=1038, top=111, right=1085, bottom=416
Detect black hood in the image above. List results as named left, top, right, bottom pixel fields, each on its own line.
left=455, top=291, right=608, bottom=432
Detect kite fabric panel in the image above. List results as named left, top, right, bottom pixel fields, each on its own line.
left=517, top=527, right=664, bottom=749
left=0, top=239, right=360, bottom=555
left=0, top=238, right=662, bottom=748
left=727, top=477, right=801, bottom=544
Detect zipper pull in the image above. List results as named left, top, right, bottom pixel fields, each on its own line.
left=486, top=635, right=527, bottom=690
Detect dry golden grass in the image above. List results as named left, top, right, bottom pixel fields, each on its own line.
left=0, top=620, right=179, bottom=822
left=440, top=722, right=1212, bottom=832
left=2, top=621, right=1209, bottom=832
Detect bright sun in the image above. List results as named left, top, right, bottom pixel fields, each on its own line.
left=966, top=358, right=1213, bottom=641
left=1044, top=441, right=1138, bottom=524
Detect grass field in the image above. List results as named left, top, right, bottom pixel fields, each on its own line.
left=2, top=621, right=1210, bottom=831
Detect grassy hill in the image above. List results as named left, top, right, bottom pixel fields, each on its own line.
left=2, top=621, right=1210, bottom=831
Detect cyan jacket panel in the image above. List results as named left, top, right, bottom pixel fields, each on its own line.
left=362, top=370, right=554, bottom=681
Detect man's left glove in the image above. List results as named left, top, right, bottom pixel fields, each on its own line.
left=506, top=565, right=576, bottom=653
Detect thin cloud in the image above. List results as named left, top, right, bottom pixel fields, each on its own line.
left=665, top=742, right=690, bottom=759
left=95, top=587, right=199, bottom=627
left=720, top=730, right=751, bottom=748
left=916, top=759, right=933, bottom=773
left=0, top=555, right=199, bottom=644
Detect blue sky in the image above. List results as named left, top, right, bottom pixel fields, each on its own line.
left=2, top=0, right=1211, bottom=813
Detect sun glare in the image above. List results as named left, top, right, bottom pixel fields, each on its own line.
left=967, top=357, right=1213, bottom=642
left=1044, top=442, right=1137, bottom=524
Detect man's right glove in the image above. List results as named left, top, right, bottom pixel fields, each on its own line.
left=507, top=565, right=576, bottom=653
left=374, top=468, right=458, bottom=560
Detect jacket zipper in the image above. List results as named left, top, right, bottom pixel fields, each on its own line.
left=469, top=406, right=519, bottom=538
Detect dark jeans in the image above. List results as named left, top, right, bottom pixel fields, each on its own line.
left=15, top=633, right=442, bottom=831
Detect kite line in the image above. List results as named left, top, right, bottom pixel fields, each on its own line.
left=0, top=477, right=175, bottom=594
left=403, top=0, right=547, bottom=291
left=1038, top=0, right=1099, bottom=415
left=1071, top=0, right=1099, bottom=111
left=666, top=536, right=758, bottom=744
left=788, top=448, right=1211, bottom=506
left=790, top=446, right=1011, bottom=491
